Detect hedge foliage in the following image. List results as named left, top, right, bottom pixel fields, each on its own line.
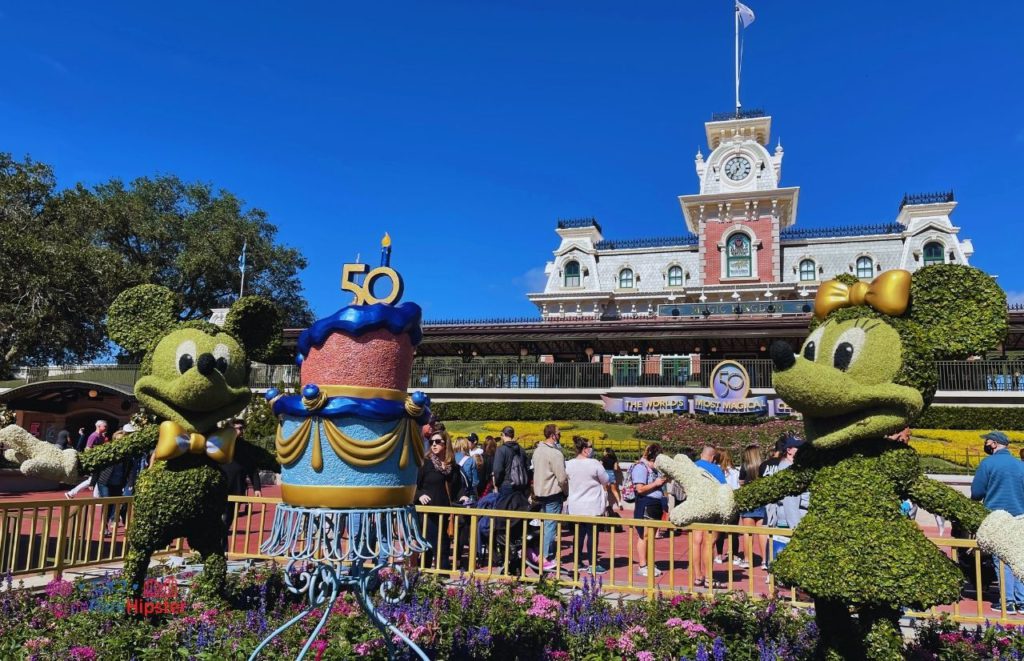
left=916, top=406, right=1024, bottom=430
left=430, top=401, right=611, bottom=422
left=910, top=264, right=1008, bottom=360
left=106, top=284, right=180, bottom=355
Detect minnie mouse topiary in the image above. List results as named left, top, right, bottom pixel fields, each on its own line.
left=657, top=265, right=1024, bottom=660
left=0, top=284, right=281, bottom=601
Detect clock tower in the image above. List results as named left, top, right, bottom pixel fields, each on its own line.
left=679, top=111, right=800, bottom=288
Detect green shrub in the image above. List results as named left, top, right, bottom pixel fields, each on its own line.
left=916, top=406, right=1024, bottom=430
left=430, top=401, right=609, bottom=421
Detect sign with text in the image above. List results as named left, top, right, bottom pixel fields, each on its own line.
left=601, top=395, right=689, bottom=415
left=693, top=360, right=769, bottom=415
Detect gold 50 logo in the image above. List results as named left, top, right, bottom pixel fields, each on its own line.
left=341, top=263, right=405, bottom=305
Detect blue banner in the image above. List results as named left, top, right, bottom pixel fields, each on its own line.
left=692, top=395, right=769, bottom=415
left=601, top=395, right=689, bottom=415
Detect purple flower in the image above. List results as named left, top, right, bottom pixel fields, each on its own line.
left=713, top=637, right=726, bottom=661
left=697, top=642, right=710, bottom=661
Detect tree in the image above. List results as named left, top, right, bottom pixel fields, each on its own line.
left=54, top=174, right=313, bottom=329
left=0, top=153, right=312, bottom=377
left=0, top=154, right=114, bottom=376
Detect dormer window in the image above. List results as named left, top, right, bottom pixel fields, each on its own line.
left=856, top=256, right=874, bottom=279
left=799, top=259, right=816, bottom=282
left=564, top=260, right=581, bottom=287
left=726, top=233, right=752, bottom=278
left=619, top=268, right=634, bottom=289
left=668, top=265, right=684, bottom=287
left=923, top=242, right=944, bottom=266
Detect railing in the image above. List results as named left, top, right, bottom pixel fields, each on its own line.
left=2, top=496, right=1019, bottom=625
left=7, top=360, right=1023, bottom=394
left=595, top=236, right=699, bottom=250
left=935, top=360, right=1024, bottom=392
left=8, top=363, right=300, bottom=392
left=711, top=108, right=766, bottom=121
left=413, top=505, right=1022, bottom=624
left=556, top=217, right=602, bottom=232
left=900, top=190, right=955, bottom=210
left=0, top=497, right=184, bottom=577
left=410, top=359, right=775, bottom=390
left=780, top=223, right=903, bottom=240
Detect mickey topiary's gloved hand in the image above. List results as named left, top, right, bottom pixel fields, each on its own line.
left=0, top=425, right=80, bottom=484
left=977, top=510, right=1024, bottom=582
left=655, top=453, right=736, bottom=525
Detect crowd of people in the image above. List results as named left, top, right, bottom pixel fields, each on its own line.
left=413, top=420, right=814, bottom=578
left=60, top=418, right=263, bottom=545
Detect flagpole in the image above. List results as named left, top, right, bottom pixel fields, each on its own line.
left=735, top=0, right=741, bottom=114
left=239, top=239, right=247, bottom=299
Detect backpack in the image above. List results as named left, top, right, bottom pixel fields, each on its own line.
left=506, top=446, right=529, bottom=489
left=457, top=455, right=477, bottom=499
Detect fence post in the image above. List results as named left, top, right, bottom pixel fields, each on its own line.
left=52, top=503, right=70, bottom=580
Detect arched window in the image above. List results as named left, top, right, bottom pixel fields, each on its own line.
left=856, top=256, right=874, bottom=279
left=618, top=268, right=634, bottom=289
left=726, top=233, right=752, bottom=278
left=923, top=242, right=944, bottom=266
left=668, top=265, right=683, bottom=287
left=799, top=259, right=816, bottom=282
left=564, top=260, right=581, bottom=287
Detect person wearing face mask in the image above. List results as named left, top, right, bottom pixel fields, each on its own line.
left=565, top=435, right=610, bottom=574
left=971, top=431, right=1024, bottom=613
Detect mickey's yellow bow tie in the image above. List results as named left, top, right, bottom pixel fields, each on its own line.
left=813, top=270, right=912, bottom=321
left=154, top=421, right=237, bottom=464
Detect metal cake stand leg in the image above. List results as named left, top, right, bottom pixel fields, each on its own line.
left=249, top=506, right=430, bottom=661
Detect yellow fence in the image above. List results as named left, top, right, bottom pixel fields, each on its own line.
left=1, top=496, right=1020, bottom=625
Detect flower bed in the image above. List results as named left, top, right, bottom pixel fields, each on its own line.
left=1, top=567, right=1023, bottom=659
left=636, top=416, right=803, bottom=459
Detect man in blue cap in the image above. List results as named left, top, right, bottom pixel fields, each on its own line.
left=971, top=430, right=1024, bottom=613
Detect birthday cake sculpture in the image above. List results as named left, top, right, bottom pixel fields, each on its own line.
left=268, top=234, right=430, bottom=508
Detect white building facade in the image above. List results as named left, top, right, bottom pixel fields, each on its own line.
left=528, top=111, right=972, bottom=321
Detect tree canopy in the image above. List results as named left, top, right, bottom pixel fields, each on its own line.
left=0, top=153, right=311, bottom=376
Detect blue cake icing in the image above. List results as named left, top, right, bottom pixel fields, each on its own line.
left=296, top=302, right=423, bottom=363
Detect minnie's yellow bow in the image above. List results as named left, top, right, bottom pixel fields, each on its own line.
left=154, top=420, right=237, bottom=464
left=813, top=270, right=912, bottom=320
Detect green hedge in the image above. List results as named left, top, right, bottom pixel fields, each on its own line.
left=430, top=401, right=611, bottom=421
left=917, top=406, right=1024, bottom=430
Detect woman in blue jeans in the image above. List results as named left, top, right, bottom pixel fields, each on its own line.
left=631, top=443, right=668, bottom=578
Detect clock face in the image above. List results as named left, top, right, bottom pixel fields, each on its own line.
left=723, top=156, right=751, bottom=181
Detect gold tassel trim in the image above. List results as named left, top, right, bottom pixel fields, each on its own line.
left=275, top=415, right=426, bottom=470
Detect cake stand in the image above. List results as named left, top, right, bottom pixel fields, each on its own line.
left=248, top=504, right=431, bottom=661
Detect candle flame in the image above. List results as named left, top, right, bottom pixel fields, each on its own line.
left=381, top=232, right=392, bottom=248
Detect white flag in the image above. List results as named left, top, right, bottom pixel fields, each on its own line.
left=737, top=2, right=755, bottom=28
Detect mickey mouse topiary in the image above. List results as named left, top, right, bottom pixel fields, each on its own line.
left=1, top=284, right=281, bottom=601
left=657, top=265, right=1024, bottom=660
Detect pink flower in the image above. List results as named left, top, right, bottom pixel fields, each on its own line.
left=636, top=652, right=655, bottom=661
left=25, top=638, right=51, bottom=652
left=546, top=650, right=570, bottom=660
left=353, top=639, right=384, bottom=655
left=527, top=594, right=562, bottom=619
left=312, top=639, right=328, bottom=661
left=666, top=617, right=685, bottom=628
left=69, top=647, right=98, bottom=661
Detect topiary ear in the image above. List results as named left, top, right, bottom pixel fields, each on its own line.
left=909, top=264, right=1008, bottom=359
left=107, top=285, right=180, bottom=353
left=224, top=296, right=283, bottom=362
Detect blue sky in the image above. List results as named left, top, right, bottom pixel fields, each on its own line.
left=3, top=1, right=1022, bottom=320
